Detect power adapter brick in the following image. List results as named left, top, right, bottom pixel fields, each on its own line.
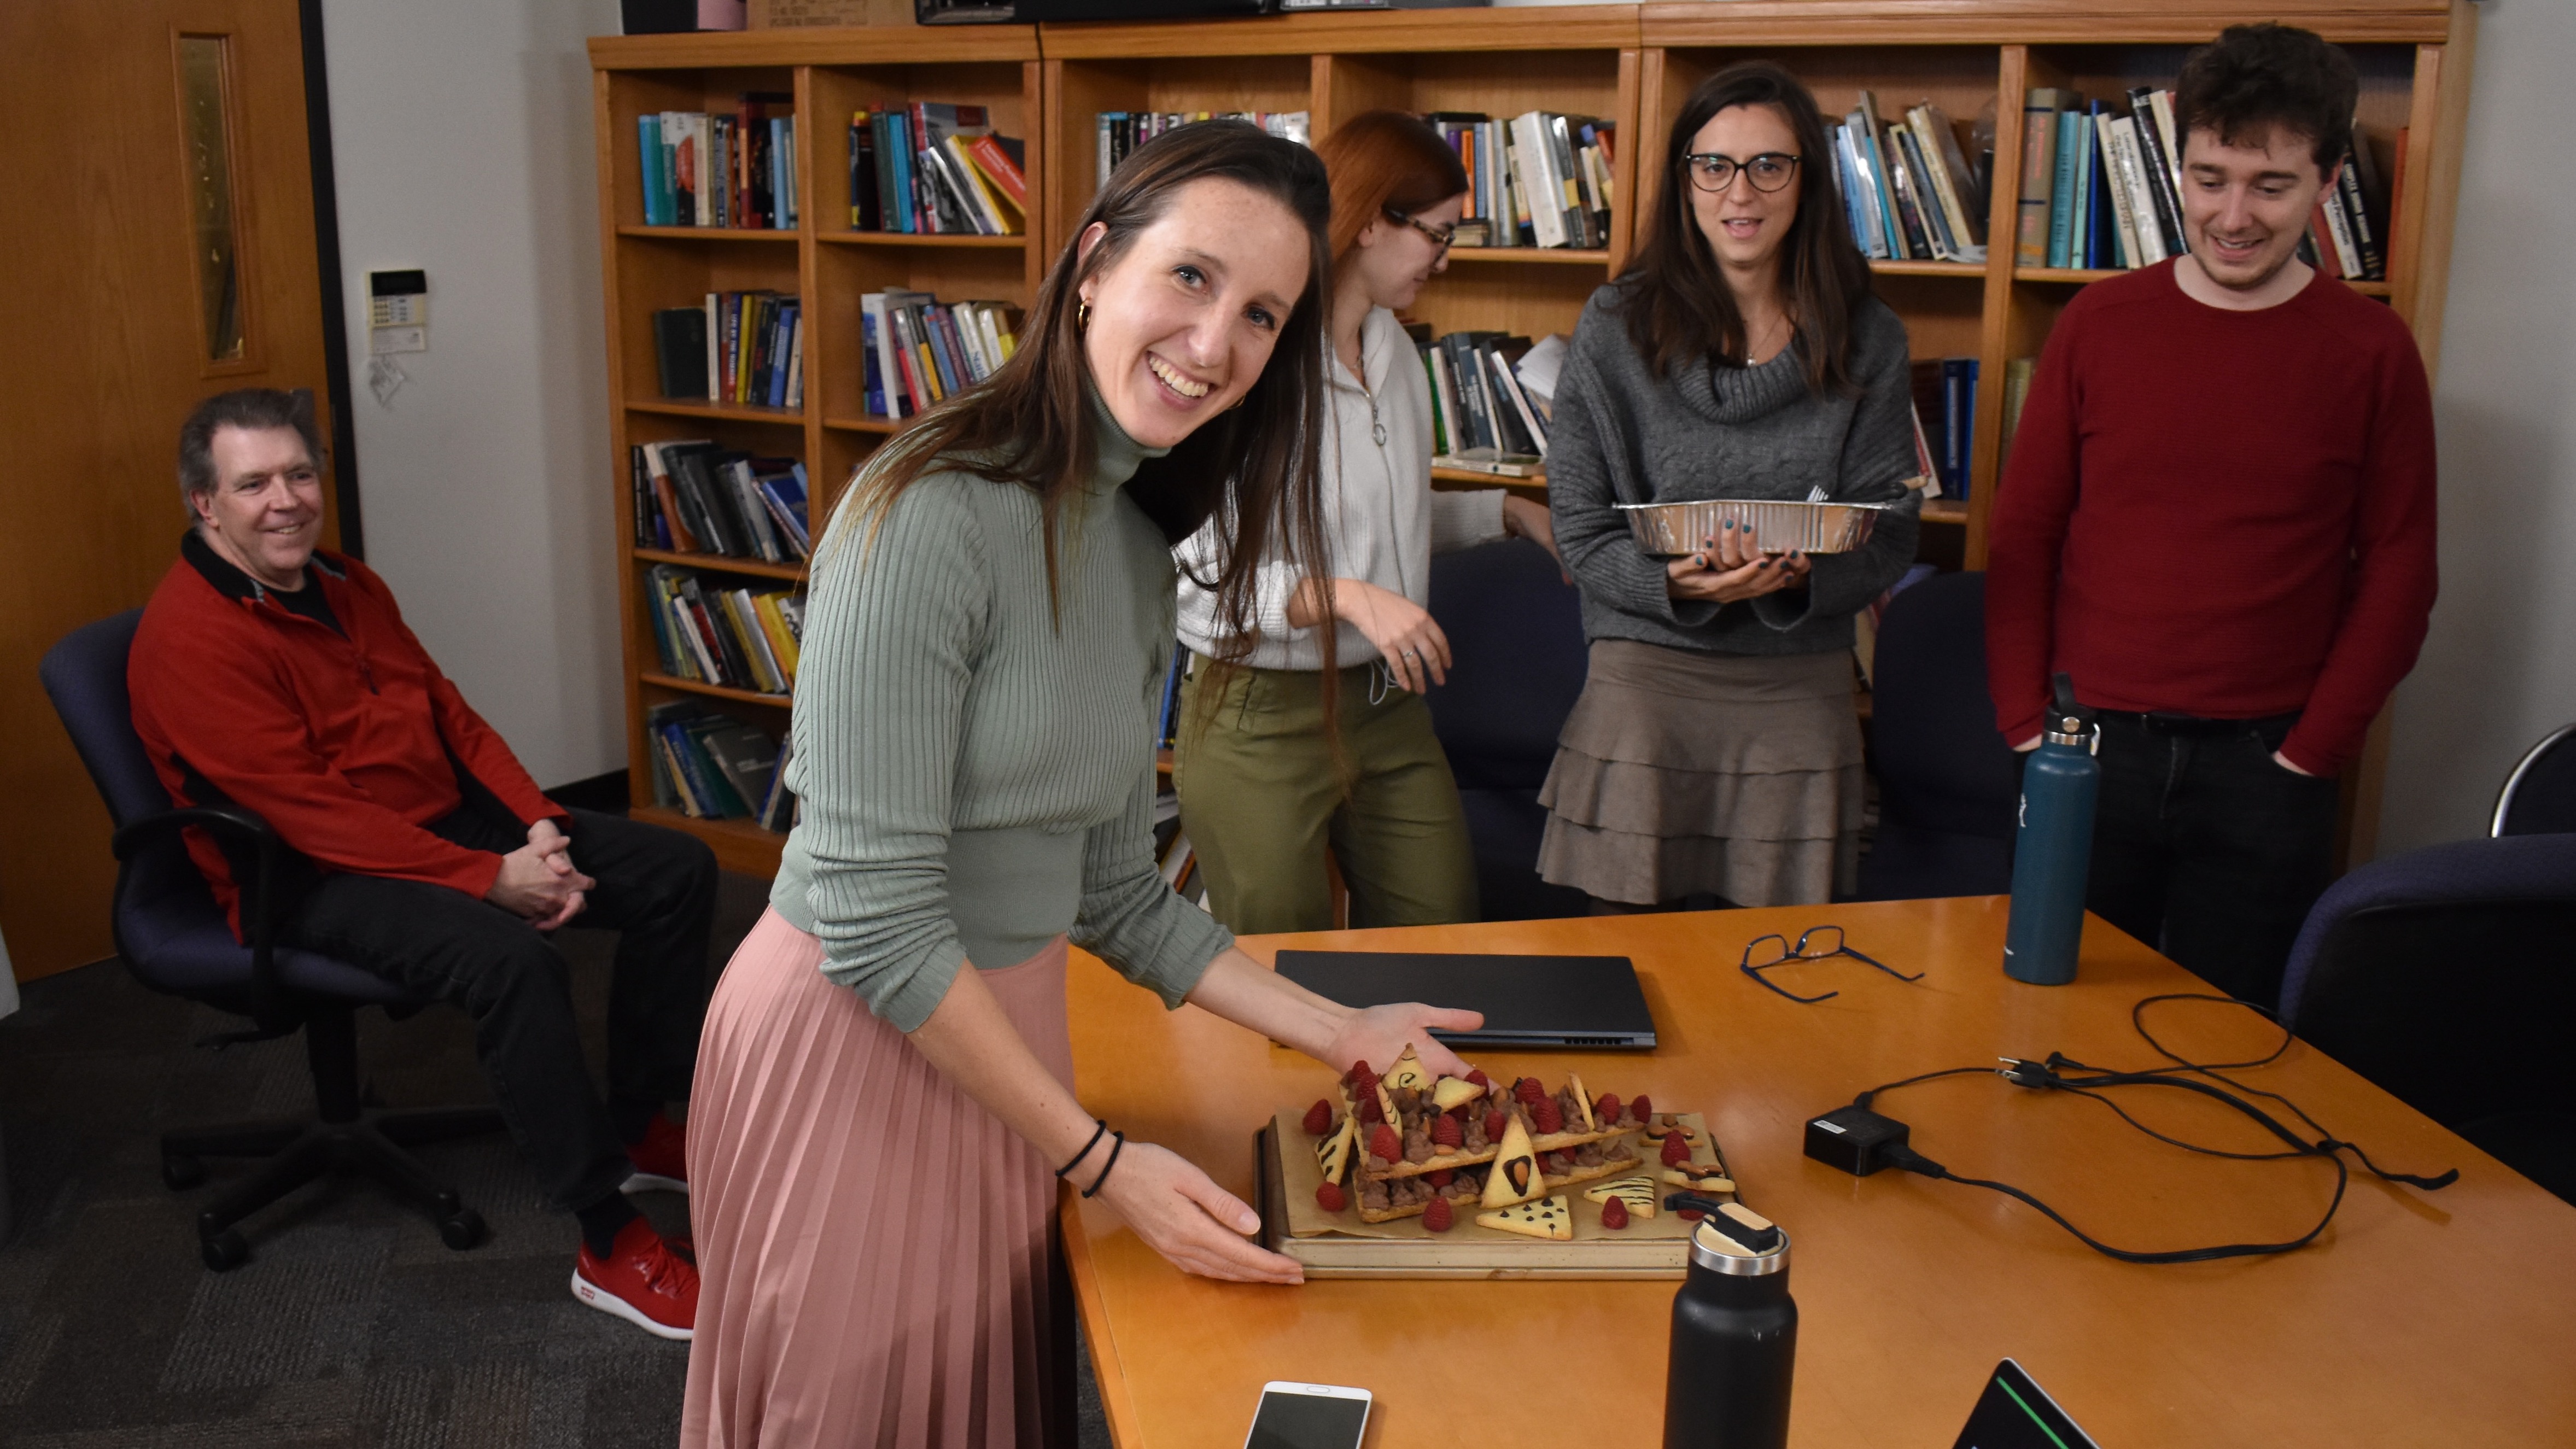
left=1803, top=1104, right=1914, bottom=1176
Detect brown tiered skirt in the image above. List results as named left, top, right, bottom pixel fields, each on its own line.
left=1538, top=640, right=1862, bottom=908
left=682, top=908, right=1072, bottom=1448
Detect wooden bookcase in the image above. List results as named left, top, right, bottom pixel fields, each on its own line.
left=591, top=0, right=2473, bottom=874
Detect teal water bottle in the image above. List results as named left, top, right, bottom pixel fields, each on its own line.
left=2003, top=674, right=2099, bottom=986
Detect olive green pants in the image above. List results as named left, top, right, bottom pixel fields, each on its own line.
left=1172, top=658, right=1480, bottom=935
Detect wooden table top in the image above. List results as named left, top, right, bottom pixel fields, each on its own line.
left=1061, top=897, right=2576, bottom=1448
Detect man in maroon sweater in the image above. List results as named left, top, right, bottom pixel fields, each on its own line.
left=1986, top=24, right=2438, bottom=1007
left=130, top=389, right=713, bottom=1339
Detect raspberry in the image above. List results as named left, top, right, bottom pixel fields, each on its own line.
left=1464, top=1068, right=1491, bottom=1089
left=1358, top=1094, right=1383, bottom=1125
left=1483, top=1109, right=1510, bottom=1142
left=1532, top=1099, right=1563, bottom=1135
left=1596, top=1093, right=1621, bottom=1124
left=1628, top=1094, right=1652, bottom=1123
left=1662, top=1133, right=1692, bottom=1166
left=1431, top=1114, right=1463, bottom=1149
left=1369, top=1125, right=1403, bottom=1163
left=1349, top=1060, right=1374, bottom=1086
left=1422, top=1196, right=1454, bottom=1232
left=1302, top=1099, right=1333, bottom=1137
left=1600, top=1197, right=1630, bottom=1230
left=1315, top=1180, right=1347, bottom=1212
left=1679, top=1207, right=1705, bottom=1222
left=1427, top=1168, right=1453, bottom=1188
left=1515, top=1077, right=1546, bottom=1107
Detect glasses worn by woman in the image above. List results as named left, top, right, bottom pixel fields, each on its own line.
left=1381, top=203, right=1457, bottom=251
left=1684, top=151, right=1802, bottom=194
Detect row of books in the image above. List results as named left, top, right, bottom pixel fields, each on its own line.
left=636, top=99, right=799, bottom=230
left=1421, top=329, right=1555, bottom=471
left=1425, top=112, right=1616, bottom=252
left=1830, top=96, right=1989, bottom=264
left=631, top=441, right=812, bottom=564
left=646, top=564, right=807, bottom=697
left=849, top=104, right=1029, bottom=236
left=861, top=291, right=1021, bottom=419
left=650, top=293, right=805, bottom=411
left=1095, top=112, right=1309, bottom=190
left=647, top=702, right=795, bottom=831
left=1908, top=359, right=1981, bottom=503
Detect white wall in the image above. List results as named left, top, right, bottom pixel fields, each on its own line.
left=320, top=0, right=627, bottom=790
left=2376, top=0, right=2576, bottom=851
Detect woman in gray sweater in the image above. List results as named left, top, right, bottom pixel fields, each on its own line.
left=682, top=125, right=1477, bottom=1447
left=1541, top=62, right=1923, bottom=911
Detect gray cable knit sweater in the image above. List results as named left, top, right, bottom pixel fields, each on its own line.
left=1546, top=283, right=1921, bottom=656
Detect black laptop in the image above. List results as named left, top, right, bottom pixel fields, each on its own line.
left=1272, top=951, right=1657, bottom=1050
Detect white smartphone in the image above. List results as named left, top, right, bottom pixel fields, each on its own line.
left=1242, top=1381, right=1371, bottom=1449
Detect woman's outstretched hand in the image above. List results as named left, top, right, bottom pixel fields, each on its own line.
left=1321, top=1003, right=1485, bottom=1082
left=1094, top=1140, right=1306, bottom=1284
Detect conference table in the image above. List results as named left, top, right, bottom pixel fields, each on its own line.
left=1059, top=896, right=2576, bottom=1447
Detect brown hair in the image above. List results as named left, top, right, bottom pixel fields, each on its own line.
left=823, top=119, right=1340, bottom=712
left=2175, top=22, right=2359, bottom=174
left=1614, top=61, right=1874, bottom=395
left=1316, top=110, right=1470, bottom=264
left=177, top=388, right=324, bottom=508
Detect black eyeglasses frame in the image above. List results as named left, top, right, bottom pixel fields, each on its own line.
left=1381, top=205, right=1457, bottom=251
left=1738, top=925, right=1923, bottom=1004
left=1681, top=151, right=1803, bottom=195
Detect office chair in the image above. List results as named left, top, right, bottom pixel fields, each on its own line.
left=1851, top=570, right=2022, bottom=901
left=2279, top=831, right=2576, bottom=1205
left=1424, top=536, right=1592, bottom=921
left=2491, top=722, right=2576, bottom=837
left=40, top=610, right=504, bottom=1270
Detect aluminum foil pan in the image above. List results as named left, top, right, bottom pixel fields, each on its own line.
left=1616, top=498, right=1892, bottom=557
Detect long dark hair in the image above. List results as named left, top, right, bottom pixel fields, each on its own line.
left=1616, top=61, right=1873, bottom=395
left=825, top=120, right=1337, bottom=694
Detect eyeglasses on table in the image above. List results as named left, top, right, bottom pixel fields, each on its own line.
left=1739, top=925, right=1922, bottom=1003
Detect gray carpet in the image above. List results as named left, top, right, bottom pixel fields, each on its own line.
left=0, top=871, right=1111, bottom=1447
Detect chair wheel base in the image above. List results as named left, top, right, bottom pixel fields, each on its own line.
left=201, top=1229, right=250, bottom=1271
left=439, top=1209, right=487, bottom=1251
left=163, top=1154, right=207, bottom=1191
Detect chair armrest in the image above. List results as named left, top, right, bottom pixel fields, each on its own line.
left=110, top=803, right=288, bottom=1020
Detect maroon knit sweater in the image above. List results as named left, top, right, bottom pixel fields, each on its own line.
left=1985, top=261, right=2438, bottom=775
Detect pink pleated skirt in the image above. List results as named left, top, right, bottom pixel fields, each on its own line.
left=681, top=907, right=1073, bottom=1449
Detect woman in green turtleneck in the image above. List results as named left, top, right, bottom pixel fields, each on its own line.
left=680, top=124, right=1482, bottom=1447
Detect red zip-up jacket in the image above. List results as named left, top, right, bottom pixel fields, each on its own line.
left=129, top=533, right=563, bottom=937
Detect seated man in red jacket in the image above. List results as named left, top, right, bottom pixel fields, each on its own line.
left=1985, top=25, right=2437, bottom=1008
left=130, top=388, right=713, bottom=1341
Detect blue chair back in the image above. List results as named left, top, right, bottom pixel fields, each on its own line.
left=2280, top=833, right=2576, bottom=1202
left=1425, top=536, right=1591, bottom=920
left=1853, top=571, right=2020, bottom=900
left=2493, top=724, right=2576, bottom=837
left=39, top=610, right=408, bottom=1007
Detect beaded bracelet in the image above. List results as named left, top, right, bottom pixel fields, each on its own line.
left=1055, top=1120, right=1109, bottom=1180
left=1081, top=1131, right=1128, bottom=1199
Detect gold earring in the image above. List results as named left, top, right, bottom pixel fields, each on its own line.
left=1076, top=300, right=1092, bottom=332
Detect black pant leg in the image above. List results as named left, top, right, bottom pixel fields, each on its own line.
left=554, top=808, right=717, bottom=1109
left=282, top=870, right=635, bottom=1214
left=2158, top=724, right=2340, bottom=1008
left=2085, top=716, right=2178, bottom=953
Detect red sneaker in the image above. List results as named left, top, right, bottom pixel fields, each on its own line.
left=621, top=1115, right=688, bottom=1196
left=572, top=1217, right=697, bottom=1341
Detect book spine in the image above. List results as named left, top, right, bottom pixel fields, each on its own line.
left=2122, top=87, right=2185, bottom=255
left=2117, top=119, right=2168, bottom=266
left=2016, top=95, right=2059, bottom=269
left=1860, top=118, right=1905, bottom=259
left=2318, top=185, right=2362, bottom=278
left=2335, top=138, right=2384, bottom=279
left=2047, top=105, right=2082, bottom=268
left=2095, top=120, right=2140, bottom=269
left=963, top=133, right=1029, bottom=211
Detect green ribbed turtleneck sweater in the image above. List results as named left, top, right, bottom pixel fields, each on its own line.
left=770, top=405, right=1234, bottom=1032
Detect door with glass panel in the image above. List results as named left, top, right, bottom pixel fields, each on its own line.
left=0, top=1, right=338, bottom=979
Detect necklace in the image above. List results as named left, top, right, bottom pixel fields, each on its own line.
left=1365, top=387, right=1385, bottom=446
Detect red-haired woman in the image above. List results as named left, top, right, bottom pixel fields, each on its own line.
left=680, top=121, right=1480, bottom=1448
left=1173, top=110, right=1559, bottom=933
left=1540, top=62, right=1922, bottom=911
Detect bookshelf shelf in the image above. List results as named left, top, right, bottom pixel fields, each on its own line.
left=1446, top=248, right=1613, bottom=267
left=632, top=804, right=786, bottom=876
left=633, top=547, right=807, bottom=582
left=594, top=1, right=2470, bottom=874
left=617, top=225, right=799, bottom=242
left=642, top=671, right=792, bottom=708
left=627, top=398, right=806, bottom=424
left=816, top=231, right=1030, bottom=249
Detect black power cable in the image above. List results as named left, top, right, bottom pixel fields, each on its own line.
left=1824, top=994, right=2458, bottom=1265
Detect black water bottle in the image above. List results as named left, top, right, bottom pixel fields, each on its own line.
left=1663, top=1199, right=1795, bottom=1449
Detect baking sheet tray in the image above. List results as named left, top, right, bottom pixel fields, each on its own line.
left=1617, top=498, right=1891, bottom=557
